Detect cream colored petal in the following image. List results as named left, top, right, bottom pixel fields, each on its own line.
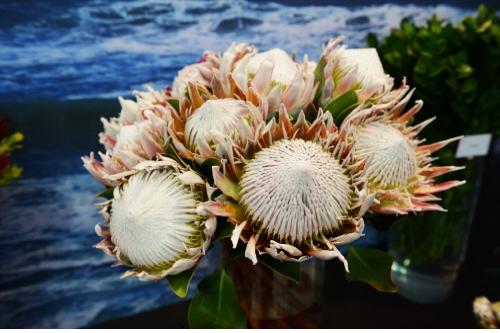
left=231, top=221, right=247, bottom=249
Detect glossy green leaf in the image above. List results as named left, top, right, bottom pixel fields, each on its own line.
left=188, top=269, right=247, bottom=328
left=313, top=57, right=327, bottom=101
left=199, top=158, right=221, bottom=180
left=456, top=64, right=473, bottom=78
left=166, top=267, right=196, bottom=298
left=166, top=98, right=180, bottom=112
left=346, top=246, right=397, bottom=293
left=324, top=90, right=358, bottom=124
left=96, top=188, right=114, bottom=200
left=259, top=255, right=301, bottom=283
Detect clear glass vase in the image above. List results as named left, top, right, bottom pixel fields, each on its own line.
left=389, top=158, right=483, bottom=303
left=228, top=256, right=324, bottom=328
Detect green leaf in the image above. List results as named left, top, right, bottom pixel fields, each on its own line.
left=199, top=158, right=221, bottom=180
left=213, top=218, right=234, bottom=240
left=0, top=164, right=23, bottom=185
left=166, top=98, right=180, bottom=112
left=259, top=255, right=301, bottom=283
left=0, top=132, right=24, bottom=154
left=345, top=246, right=397, bottom=293
left=166, top=267, right=196, bottom=298
left=188, top=269, right=247, bottom=328
left=96, top=187, right=114, bottom=200
left=456, top=64, right=473, bottom=78
left=323, top=90, right=358, bottom=124
left=313, top=57, right=327, bottom=101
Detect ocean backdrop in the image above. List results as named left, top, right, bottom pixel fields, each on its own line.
left=0, top=0, right=477, bottom=328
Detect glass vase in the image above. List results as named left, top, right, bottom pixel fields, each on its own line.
left=389, top=157, right=483, bottom=303
left=228, top=256, right=324, bottom=328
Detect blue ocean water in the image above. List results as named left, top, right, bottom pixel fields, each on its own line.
left=0, top=0, right=475, bottom=329
left=0, top=0, right=474, bottom=102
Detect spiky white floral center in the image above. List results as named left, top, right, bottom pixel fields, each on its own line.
left=247, top=49, right=299, bottom=87
left=355, top=122, right=418, bottom=188
left=110, top=170, right=201, bottom=268
left=184, top=99, right=251, bottom=149
left=240, top=139, right=352, bottom=243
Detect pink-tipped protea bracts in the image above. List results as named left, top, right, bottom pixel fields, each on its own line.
left=82, top=87, right=171, bottom=186
left=167, top=96, right=263, bottom=165
left=95, top=157, right=216, bottom=281
left=197, top=106, right=374, bottom=270
left=341, top=82, right=465, bottom=215
left=317, top=37, right=394, bottom=108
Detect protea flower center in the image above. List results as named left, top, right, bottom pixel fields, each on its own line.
left=184, top=99, right=252, bottom=149
left=354, top=122, right=418, bottom=188
left=110, top=169, right=202, bottom=268
left=239, top=139, right=352, bottom=243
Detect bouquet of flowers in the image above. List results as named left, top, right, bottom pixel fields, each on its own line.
left=82, top=36, right=464, bottom=328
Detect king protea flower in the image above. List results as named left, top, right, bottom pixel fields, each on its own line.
left=230, top=45, right=316, bottom=117
left=318, top=37, right=394, bottom=108
left=341, top=82, right=465, bottom=214
left=167, top=91, right=264, bottom=164
left=171, top=43, right=316, bottom=120
left=172, top=54, right=218, bottom=104
left=82, top=88, right=171, bottom=186
left=198, top=106, right=374, bottom=270
left=95, top=157, right=216, bottom=280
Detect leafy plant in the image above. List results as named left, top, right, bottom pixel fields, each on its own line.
left=367, top=5, right=500, bottom=141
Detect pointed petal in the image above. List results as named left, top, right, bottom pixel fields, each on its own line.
left=418, top=136, right=464, bottom=154
left=413, top=180, right=466, bottom=194
left=252, top=60, right=274, bottom=95
left=308, top=247, right=348, bottom=271
left=269, top=240, right=302, bottom=256
left=358, top=193, right=376, bottom=217
left=231, top=221, right=247, bottom=249
left=397, top=100, right=423, bottom=123
left=212, top=166, right=241, bottom=201
left=245, top=235, right=258, bottom=265
left=178, top=170, right=205, bottom=185
left=420, top=165, right=465, bottom=178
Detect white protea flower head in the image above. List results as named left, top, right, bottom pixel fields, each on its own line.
left=240, top=139, right=352, bottom=243
left=167, top=94, right=263, bottom=164
left=184, top=99, right=256, bottom=150
left=95, top=157, right=216, bottom=281
left=197, top=106, right=374, bottom=270
left=341, top=82, right=465, bottom=215
left=245, top=48, right=301, bottom=87
left=318, top=37, right=394, bottom=113
left=172, top=62, right=215, bottom=103
left=82, top=88, right=171, bottom=186
left=230, top=46, right=317, bottom=116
